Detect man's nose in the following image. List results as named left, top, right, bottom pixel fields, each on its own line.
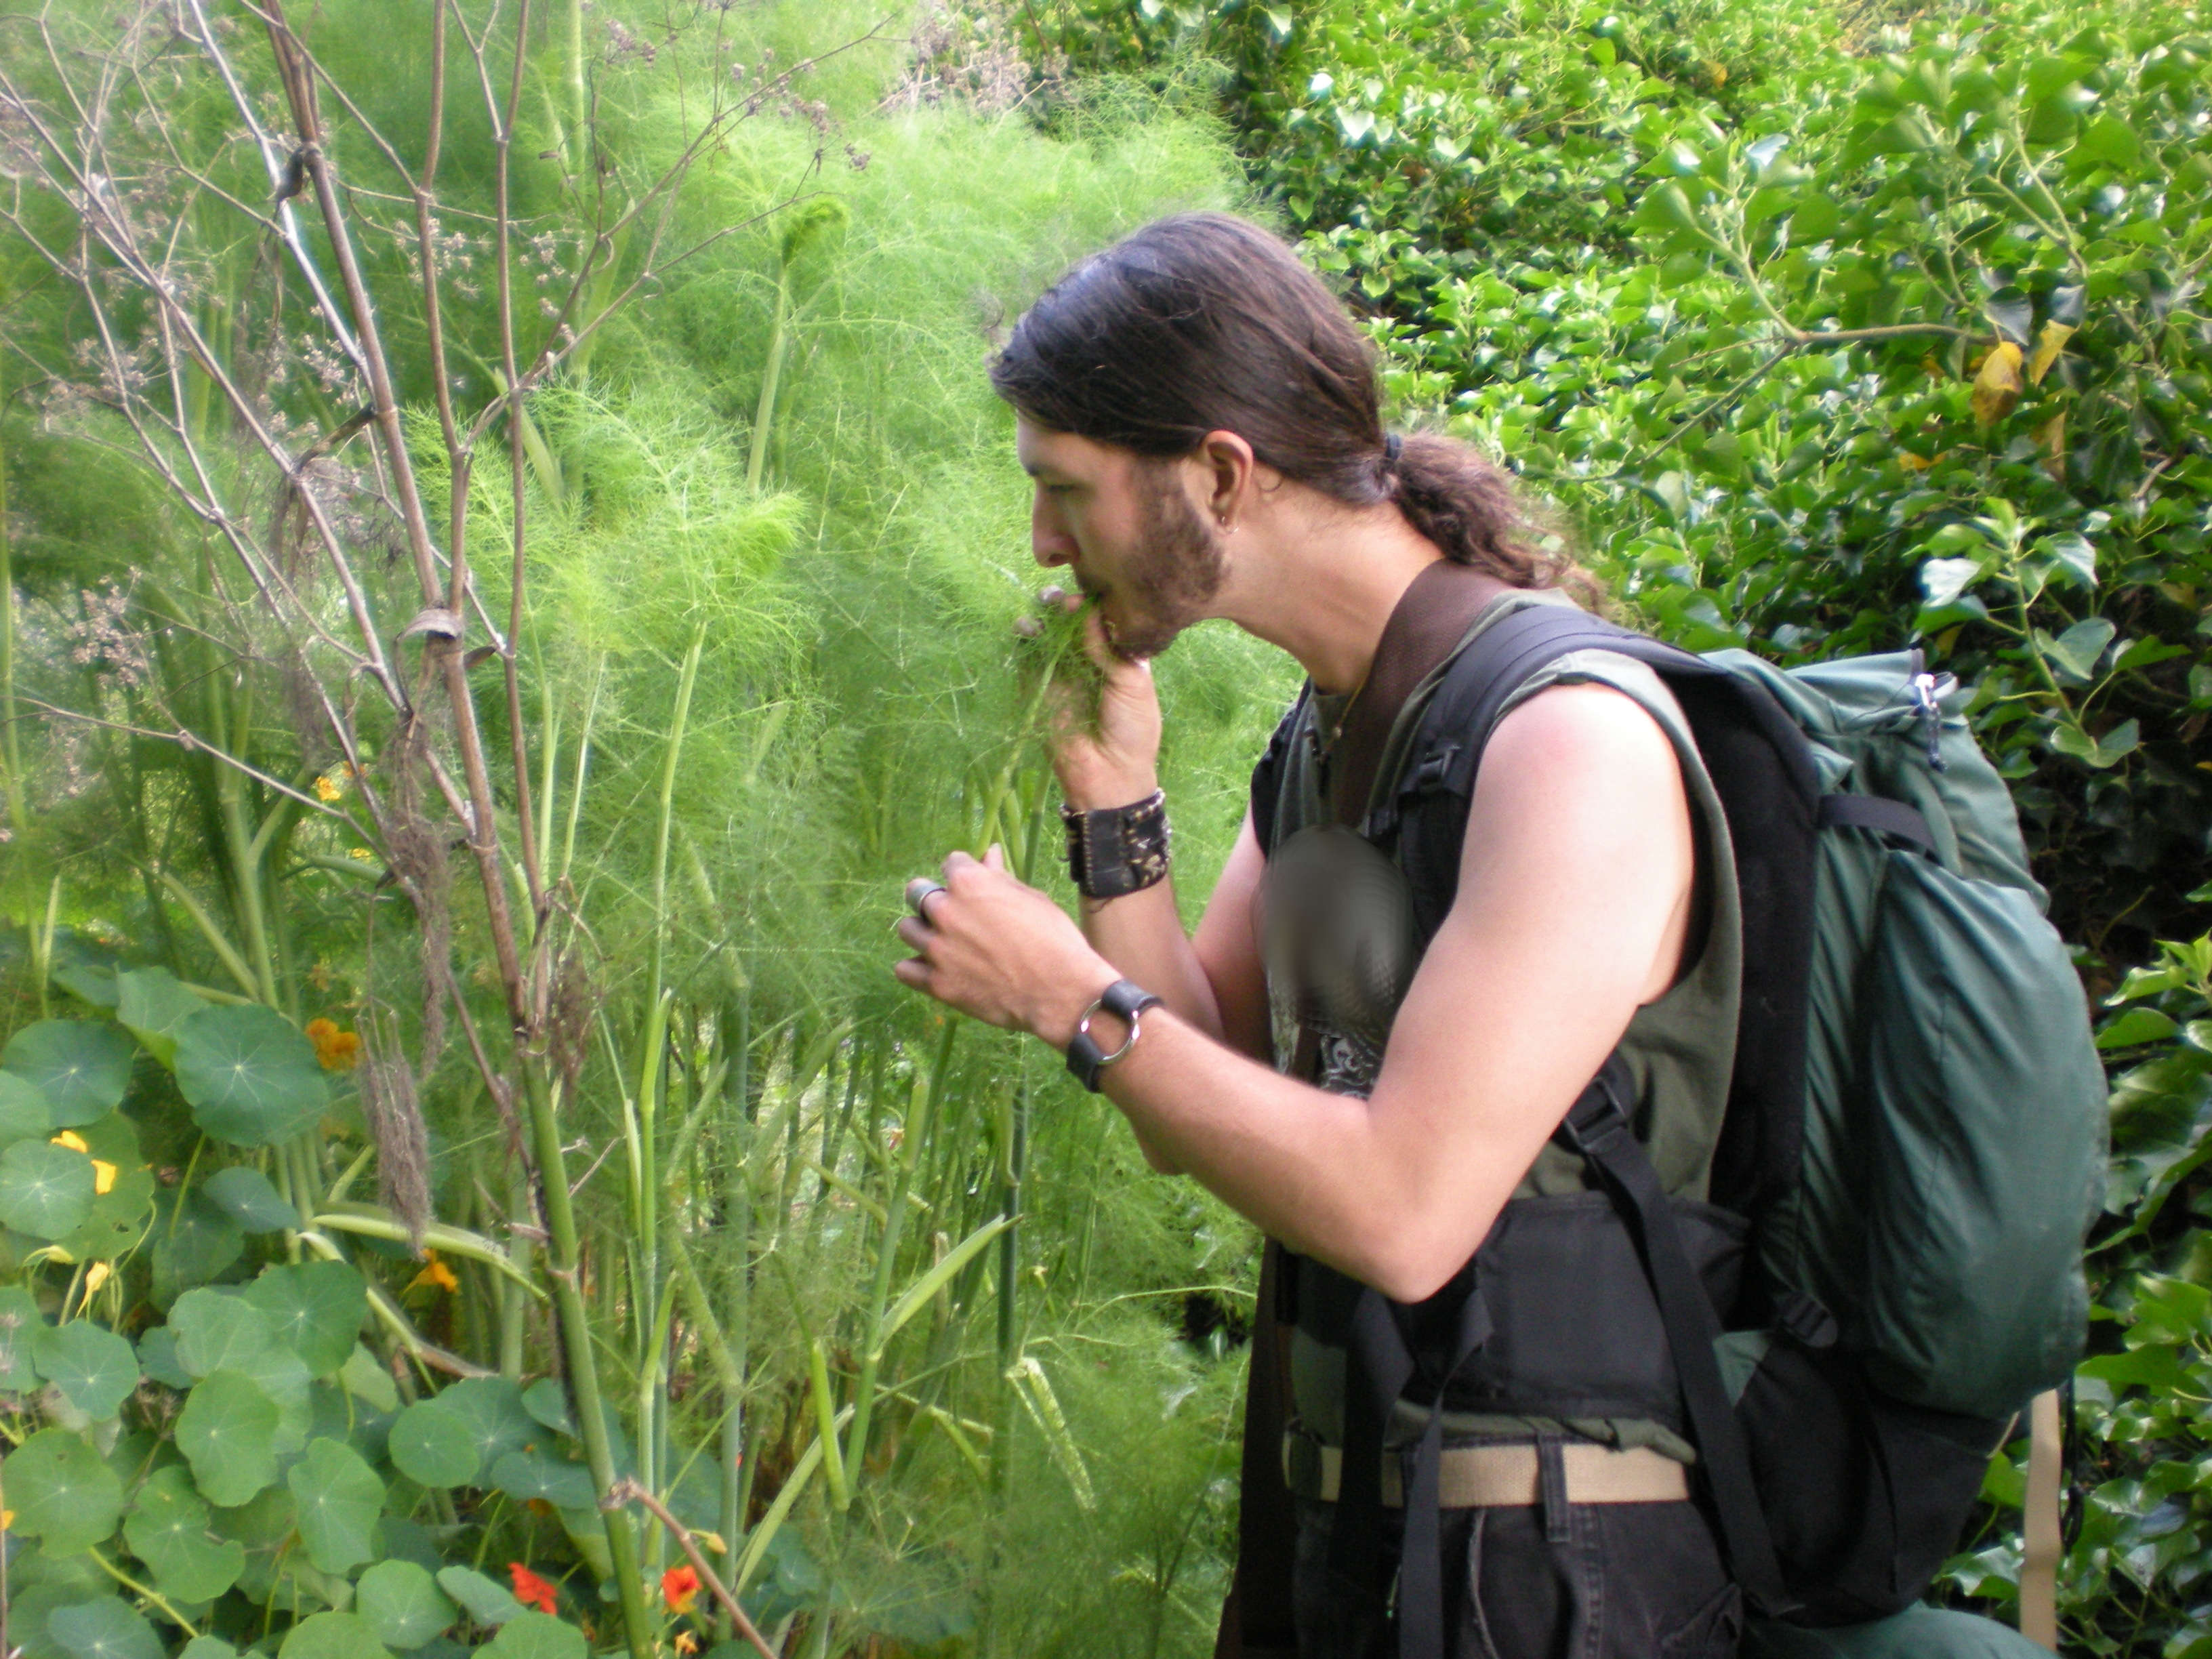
left=1031, top=494, right=1075, bottom=568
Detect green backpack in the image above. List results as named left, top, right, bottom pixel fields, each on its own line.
left=1364, top=602, right=2108, bottom=1625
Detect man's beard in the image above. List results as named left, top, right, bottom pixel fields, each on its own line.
left=1100, top=466, right=1227, bottom=660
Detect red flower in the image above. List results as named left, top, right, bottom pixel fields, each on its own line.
left=661, top=1565, right=701, bottom=1616
left=509, top=1562, right=559, bottom=1616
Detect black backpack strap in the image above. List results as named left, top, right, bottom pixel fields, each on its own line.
left=1557, top=1059, right=1800, bottom=1618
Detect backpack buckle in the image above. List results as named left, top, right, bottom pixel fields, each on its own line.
left=1775, top=1288, right=1840, bottom=1351
left=1405, top=744, right=1458, bottom=796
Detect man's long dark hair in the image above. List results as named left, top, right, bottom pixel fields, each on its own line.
left=989, top=212, right=1593, bottom=597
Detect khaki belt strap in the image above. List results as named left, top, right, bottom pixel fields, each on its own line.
left=1285, top=1435, right=1689, bottom=1509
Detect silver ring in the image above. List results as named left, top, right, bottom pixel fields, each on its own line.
left=905, top=878, right=947, bottom=922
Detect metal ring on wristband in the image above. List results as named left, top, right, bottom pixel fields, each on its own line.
left=1075, top=994, right=1145, bottom=1068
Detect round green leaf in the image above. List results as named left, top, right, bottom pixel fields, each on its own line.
left=519, top=1378, right=572, bottom=1435
left=287, top=1436, right=384, bottom=1574
left=31, top=1321, right=139, bottom=1421
left=201, top=1165, right=299, bottom=1233
left=0, top=1285, right=45, bottom=1392
left=2, top=1022, right=135, bottom=1128
left=45, top=1598, right=161, bottom=1659
left=387, top=1401, right=480, bottom=1488
left=176, top=1368, right=281, bottom=1507
left=245, top=1261, right=367, bottom=1376
left=173, top=1005, right=328, bottom=1147
left=115, top=968, right=207, bottom=1071
left=169, top=1287, right=276, bottom=1376
left=151, top=1193, right=245, bottom=1305
left=434, top=1378, right=536, bottom=1469
left=435, top=1566, right=523, bottom=1627
left=5, top=1428, right=123, bottom=1553
left=277, top=1612, right=392, bottom=1659
left=125, top=1467, right=246, bottom=1602
left=489, top=1448, right=594, bottom=1511
left=0, top=1071, right=51, bottom=1145
left=356, top=1561, right=458, bottom=1650
left=136, top=1326, right=193, bottom=1389
left=182, top=1640, right=241, bottom=1659
left=0, top=1140, right=96, bottom=1239
left=481, top=1613, right=586, bottom=1659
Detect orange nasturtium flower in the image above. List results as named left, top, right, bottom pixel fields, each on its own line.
left=674, top=1634, right=701, bottom=1656
left=661, top=1565, right=701, bottom=1617
left=509, top=1563, right=560, bottom=1616
left=408, top=1252, right=460, bottom=1294
left=305, top=1017, right=361, bottom=1071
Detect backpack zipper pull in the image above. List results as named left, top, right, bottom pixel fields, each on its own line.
left=1910, top=668, right=1948, bottom=773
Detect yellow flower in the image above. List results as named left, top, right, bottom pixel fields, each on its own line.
left=408, top=1252, right=460, bottom=1294
left=91, top=1160, right=117, bottom=1195
left=51, top=1130, right=88, bottom=1153
left=348, top=847, right=375, bottom=862
left=314, top=772, right=346, bottom=803
left=84, top=1261, right=111, bottom=1292
left=1, top=1509, right=14, bottom=1530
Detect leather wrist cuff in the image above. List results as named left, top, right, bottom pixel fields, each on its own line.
left=1062, top=789, right=1170, bottom=900
left=1065, top=979, right=1164, bottom=1092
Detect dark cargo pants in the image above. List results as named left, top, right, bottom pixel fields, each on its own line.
left=1292, top=1495, right=1742, bottom=1659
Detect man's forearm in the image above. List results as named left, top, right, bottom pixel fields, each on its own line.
left=1077, top=879, right=1225, bottom=1043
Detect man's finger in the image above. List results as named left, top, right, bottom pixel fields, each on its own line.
left=943, top=848, right=979, bottom=878
left=983, top=843, right=1006, bottom=872
left=893, top=917, right=932, bottom=951
left=892, top=957, right=931, bottom=993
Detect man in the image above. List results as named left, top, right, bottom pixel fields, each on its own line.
left=893, top=213, right=1745, bottom=1658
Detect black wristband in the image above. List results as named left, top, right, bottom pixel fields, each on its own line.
left=1063, top=790, right=1170, bottom=900
left=1065, top=979, right=1164, bottom=1092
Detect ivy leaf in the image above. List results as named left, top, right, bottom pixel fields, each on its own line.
left=481, top=1613, right=586, bottom=1659
left=45, top=1599, right=161, bottom=1659
left=2028, top=321, right=2077, bottom=386
left=0, top=1071, right=52, bottom=1145
left=2, top=1021, right=136, bottom=1127
left=31, top=1320, right=140, bottom=1421
left=201, top=1165, right=299, bottom=1233
left=125, top=1466, right=247, bottom=1602
left=2075, top=112, right=2142, bottom=169
left=388, top=1400, right=482, bottom=1489
left=0, top=1139, right=97, bottom=1239
left=5, top=1427, right=125, bottom=1553
left=356, top=1560, right=459, bottom=1651
left=114, top=968, right=207, bottom=1071
left=288, top=1437, right=385, bottom=1574
left=277, top=1613, right=392, bottom=1659
left=2099, top=1008, right=2180, bottom=1050
left=173, top=1004, right=328, bottom=1148
left=2041, top=533, right=2097, bottom=589
left=245, top=1261, right=367, bottom=1376
left=437, top=1565, right=525, bottom=1627
left=1970, top=341, right=2024, bottom=425
left=176, top=1368, right=281, bottom=1507
left=1982, top=285, right=2034, bottom=348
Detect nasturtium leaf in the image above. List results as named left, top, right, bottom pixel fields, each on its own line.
left=31, top=1320, right=139, bottom=1420
left=0, top=1140, right=96, bottom=1239
left=489, top=1448, right=594, bottom=1510
left=5, top=1427, right=124, bottom=1553
left=0, top=1071, right=50, bottom=1145
left=356, top=1560, right=459, bottom=1650
left=136, top=1326, right=193, bottom=1389
left=125, top=1466, right=247, bottom=1602
left=0, top=1284, right=44, bottom=1391
left=287, top=1436, right=384, bottom=1574
left=245, top=1261, right=367, bottom=1376
left=45, top=1597, right=162, bottom=1659
left=388, top=1400, right=480, bottom=1488
left=152, top=1193, right=245, bottom=1305
left=169, top=1288, right=275, bottom=1376
left=481, top=1613, right=586, bottom=1659
left=1, top=1022, right=135, bottom=1128
left=182, top=1639, right=242, bottom=1659
left=278, top=1612, right=392, bottom=1659
left=174, top=1005, right=327, bottom=1147
left=340, top=1344, right=400, bottom=1413
left=115, top=968, right=208, bottom=1071
left=436, top=1566, right=525, bottom=1627
left=177, top=1368, right=281, bottom=1506
left=520, top=1376, right=573, bottom=1434
left=201, top=1166, right=299, bottom=1233
left=437, top=1377, right=537, bottom=1467
left=57, top=1155, right=156, bottom=1266
left=237, top=1343, right=314, bottom=1454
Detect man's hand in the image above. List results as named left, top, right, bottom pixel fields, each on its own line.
left=1044, top=594, right=1163, bottom=809
left=893, top=846, right=1116, bottom=1044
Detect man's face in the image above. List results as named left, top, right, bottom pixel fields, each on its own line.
left=1017, top=419, right=1225, bottom=659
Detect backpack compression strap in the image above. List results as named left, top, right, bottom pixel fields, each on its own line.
left=1558, top=1063, right=1800, bottom=1618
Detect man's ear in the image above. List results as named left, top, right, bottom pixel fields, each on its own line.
left=1196, top=430, right=1256, bottom=527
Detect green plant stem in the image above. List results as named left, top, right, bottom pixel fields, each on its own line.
left=524, top=1063, right=655, bottom=1659
left=746, top=262, right=791, bottom=493
left=87, top=1549, right=200, bottom=1637
left=719, top=991, right=753, bottom=1643
left=0, top=335, right=26, bottom=846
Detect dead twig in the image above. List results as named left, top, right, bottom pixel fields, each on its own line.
left=602, top=1478, right=779, bottom=1659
